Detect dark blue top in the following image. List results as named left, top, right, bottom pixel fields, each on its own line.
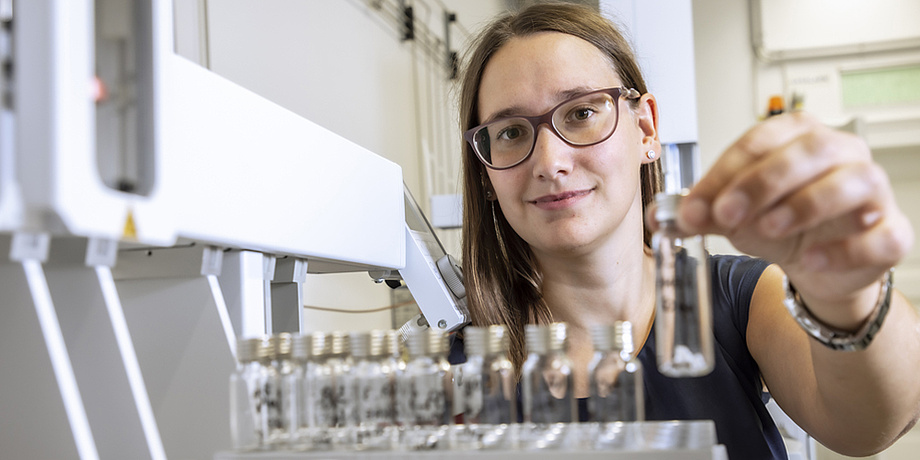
left=448, top=255, right=786, bottom=459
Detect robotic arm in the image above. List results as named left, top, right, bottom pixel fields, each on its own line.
left=370, top=185, right=469, bottom=338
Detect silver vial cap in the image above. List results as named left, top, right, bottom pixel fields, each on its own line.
left=311, top=332, right=331, bottom=358
left=385, top=329, right=402, bottom=358
left=406, top=330, right=429, bottom=357
left=269, top=333, right=293, bottom=360
left=330, top=331, right=350, bottom=356
left=615, top=321, right=635, bottom=355
left=428, top=329, right=447, bottom=356
left=236, top=337, right=262, bottom=363
left=525, top=324, right=548, bottom=355
left=590, top=324, right=615, bottom=352
left=488, top=324, right=509, bottom=356
left=368, top=329, right=388, bottom=358
left=548, top=322, right=568, bottom=352
left=292, top=333, right=311, bottom=360
left=350, top=331, right=370, bottom=359
left=464, top=326, right=487, bottom=357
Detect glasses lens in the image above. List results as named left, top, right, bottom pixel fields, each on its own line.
left=552, top=91, right=617, bottom=145
left=474, top=118, right=534, bottom=169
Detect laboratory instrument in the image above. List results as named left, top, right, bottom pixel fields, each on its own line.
left=0, top=0, right=727, bottom=457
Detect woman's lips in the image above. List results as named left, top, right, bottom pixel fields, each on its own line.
left=530, top=188, right=593, bottom=210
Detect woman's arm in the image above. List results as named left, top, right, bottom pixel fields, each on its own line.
left=748, top=264, right=920, bottom=456
left=674, top=111, right=920, bottom=455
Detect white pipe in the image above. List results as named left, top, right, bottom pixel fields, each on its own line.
left=96, top=266, right=167, bottom=460
left=208, top=274, right=238, bottom=358
left=23, top=260, right=100, bottom=460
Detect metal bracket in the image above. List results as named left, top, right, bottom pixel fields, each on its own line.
left=113, top=242, right=224, bottom=280
left=0, top=0, right=12, bottom=110
left=260, top=255, right=307, bottom=334
left=10, top=231, right=50, bottom=262
left=400, top=2, right=414, bottom=41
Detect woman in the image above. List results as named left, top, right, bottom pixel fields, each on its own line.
left=452, top=3, right=920, bottom=459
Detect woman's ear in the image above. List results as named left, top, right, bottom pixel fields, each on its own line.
left=636, top=93, right=661, bottom=164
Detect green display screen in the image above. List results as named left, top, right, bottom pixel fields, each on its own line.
left=841, top=65, right=920, bottom=108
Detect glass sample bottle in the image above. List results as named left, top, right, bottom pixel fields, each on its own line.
left=587, top=321, right=644, bottom=422
left=328, top=331, right=356, bottom=447
left=463, top=325, right=518, bottom=424
left=259, top=333, right=294, bottom=448
left=351, top=330, right=397, bottom=450
left=521, top=322, right=574, bottom=449
left=460, top=326, right=487, bottom=427
left=305, top=332, right=335, bottom=450
left=460, top=325, right=518, bottom=449
left=397, top=329, right=453, bottom=450
left=289, top=333, right=313, bottom=451
left=230, top=337, right=263, bottom=451
left=653, top=143, right=714, bottom=377
left=383, top=329, right=407, bottom=420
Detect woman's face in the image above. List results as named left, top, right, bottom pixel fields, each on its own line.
left=477, top=32, right=656, bottom=259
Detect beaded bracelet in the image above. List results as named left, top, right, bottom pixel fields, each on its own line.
left=782, top=270, right=893, bottom=352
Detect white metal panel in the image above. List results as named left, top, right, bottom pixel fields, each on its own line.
left=135, top=51, right=405, bottom=268
left=0, top=259, right=84, bottom=459
left=600, top=0, right=699, bottom=145
left=753, top=0, right=920, bottom=61
left=139, top=0, right=404, bottom=268
left=0, top=109, right=19, bottom=228
left=754, top=50, right=920, bottom=148
left=115, top=274, right=236, bottom=459
left=430, top=194, right=463, bottom=229
left=13, top=0, right=145, bottom=239
left=5, top=0, right=405, bottom=270
left=0, top=1, right=15, bottom=229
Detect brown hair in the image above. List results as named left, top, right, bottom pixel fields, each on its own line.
left=458, top=2, right=662, bottom=373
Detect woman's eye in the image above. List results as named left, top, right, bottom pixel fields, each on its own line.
left=568, top=107, right=596, bottom=122
left=497, top=126, right=525, bottom=141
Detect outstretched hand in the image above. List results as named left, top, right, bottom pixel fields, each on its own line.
left=674, top=112, right=913, bottom=311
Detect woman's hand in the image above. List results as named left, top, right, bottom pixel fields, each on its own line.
left=676, top=112, right=914, bottom=327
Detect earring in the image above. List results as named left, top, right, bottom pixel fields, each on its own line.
left=485, top=189, right=495, bottom=201
left=646, top=150, right=657, bottom=160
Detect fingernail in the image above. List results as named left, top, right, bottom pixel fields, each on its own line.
left=678, top=197, right=709, bottom=231
left=713, top=191, right=749, bottom=228
left=861, top=210, right=882, bottom=228
left=761, top=206, right=794, bottom=238
left=803, top=249, right=828, bottom=270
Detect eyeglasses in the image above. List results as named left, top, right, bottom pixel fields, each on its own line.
left=464, top=86, right=641, bottom=170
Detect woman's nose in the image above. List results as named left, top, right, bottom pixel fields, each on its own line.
left=530, top=124, right=573, bottom=179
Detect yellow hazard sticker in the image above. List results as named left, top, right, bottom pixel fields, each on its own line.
left=123, top=210, right=137, bottom=240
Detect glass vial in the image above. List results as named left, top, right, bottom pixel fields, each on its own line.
left=587, top=321, right=644, bottom=422
left=351, top=330, right=397, bottom=450
left=459, top=325, right=518, bottom=449
left=289, top=334, right=313, bottom=451
left=397, top=329, right=453, bottom=450
left=230, top=337, right=263, bottom=451
left=305, top=332, right=335, bottom=450
left=653, top=143, right=714, bottom=377
left=384, top=329, right=407, bottom=421
left=521, top=322, right=574, bottom=449
left=259, top=334, right=294, bottom=448
left=463, top=325, right=518, bottom=425
left=459, top=326, right=487, bottom=427
left=652, top=192, right=714, bottom=377
left=328, top=331, right=356, bottom=448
